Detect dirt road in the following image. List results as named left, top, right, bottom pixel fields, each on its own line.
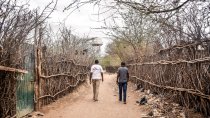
left=41, top=73, right=146, bottom=118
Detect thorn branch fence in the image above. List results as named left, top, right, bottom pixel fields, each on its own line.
left=128, top=40, right=210, bottom=116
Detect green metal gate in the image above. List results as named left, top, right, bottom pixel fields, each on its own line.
left=16, top=45, right=35, bottom=117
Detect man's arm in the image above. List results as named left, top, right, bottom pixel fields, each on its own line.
left=127, top=71, right=129, bottom=82
left=100, top=66, right=104, bottom=82
left=117, top=71, right=120, bottom=84
left=90, top=73, right=92, bottom=84
left=90, top=65, right=94, bottom=84
left=101, top=72, right=104, bottom=82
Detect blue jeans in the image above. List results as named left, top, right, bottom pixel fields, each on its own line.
left=118, top=82, right=127, bottom=102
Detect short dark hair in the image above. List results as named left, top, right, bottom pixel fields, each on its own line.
left=121, top=62, right=125, bottom=66
left=95, top=60, right=99, bottom=64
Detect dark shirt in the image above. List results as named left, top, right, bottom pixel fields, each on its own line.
left=117, top=67, right=129, bottom=83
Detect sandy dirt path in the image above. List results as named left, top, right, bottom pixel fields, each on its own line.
left=41, top=73, right=146, bottom=118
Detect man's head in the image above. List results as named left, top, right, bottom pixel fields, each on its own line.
left=95, top=60, right=99, bottom=64
left=121, top=62, right=126, bottom=67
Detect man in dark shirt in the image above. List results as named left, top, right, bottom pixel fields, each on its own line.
left=116, top=62, right=129, bottom=104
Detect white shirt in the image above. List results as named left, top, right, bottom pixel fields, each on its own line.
left=91, top=64, right=103, bottom=79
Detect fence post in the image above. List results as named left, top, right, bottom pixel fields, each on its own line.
left=34, top=41, right=40, bottom=110
left=135, top=64, right=137, bottom=84
left=34, top=17, right=43, bottom=111
left=34, top=16, right=39, bottom=110
left=37, top=46, right=42, bottom=109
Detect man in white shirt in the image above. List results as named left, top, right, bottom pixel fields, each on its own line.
left=90, top=60, right=104, bottom=101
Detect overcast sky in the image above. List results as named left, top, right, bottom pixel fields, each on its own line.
left=26, top=0, right=111, bottom=55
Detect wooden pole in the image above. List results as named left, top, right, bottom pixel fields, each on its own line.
left=36, top=43, right=42, bottom=109
left=0, top=65, right=28, bottom=74
left=34, top=11, right=40, bottom=111
left=37, top=25, right=43, bottom=108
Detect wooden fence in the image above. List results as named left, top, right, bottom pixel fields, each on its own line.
left=0, top=67, right=28, bottom=118
left=33, top=45, right=89, bottom=109
left=105, top=66, right=118, bottom=73
left=37, top=60, right=88, bottom=107
left=128, top=40, right=210, bottom=116
left=0, top=72, right=17, bottom=118
left=0, top=45, right=89, bottom=117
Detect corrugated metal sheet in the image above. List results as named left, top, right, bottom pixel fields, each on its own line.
left=16, top=45, right=35, bottom=117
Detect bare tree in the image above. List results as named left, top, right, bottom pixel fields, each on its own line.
left=0, top=0, right=57, bottom=68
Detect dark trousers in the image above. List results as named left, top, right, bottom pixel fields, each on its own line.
left=118, top=82, right=127, bottom=102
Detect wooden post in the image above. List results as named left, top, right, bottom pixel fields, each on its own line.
left=34, top=11, right=41, bottom=111
left=37, top=25, right=43, bottom=108
left=37, top=44, right=42, bottom=109
left=34, top=45, right=39, bottom=109
left=135, top=64, right=137, bottom=84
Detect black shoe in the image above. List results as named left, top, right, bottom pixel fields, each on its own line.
left=123, top=102, right=126, bottom=104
